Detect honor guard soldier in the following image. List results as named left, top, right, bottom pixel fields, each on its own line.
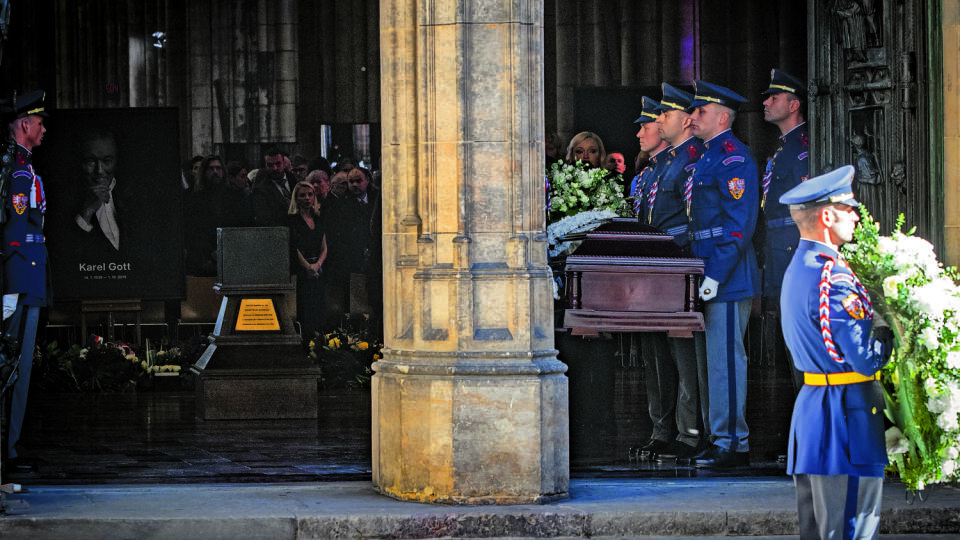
left=779, top=165, right=893, bottom=540
left=760, top=69, right=809, bottom=390
left=1, top=90, right=51, bottom=474
left=633, top=83, right=706, bottom=461
left=629, top=96, right=670, bottom=217
left=686, top=80, right=759, bottom=469
left=630, top=95, right=679, bottom=459
left=652, top=84, right=704, bottom=246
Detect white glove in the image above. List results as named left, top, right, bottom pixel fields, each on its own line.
left=699, top=277, right=719, bottom=302
left=3, top=294, right=18, bottom=320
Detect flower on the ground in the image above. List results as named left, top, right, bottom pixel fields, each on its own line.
left=310, top=323, right=384, bottom=389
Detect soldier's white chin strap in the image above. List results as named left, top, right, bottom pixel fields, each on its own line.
left=2, top=294, right=18, bottom=320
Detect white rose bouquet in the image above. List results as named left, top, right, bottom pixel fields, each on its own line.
left=545, top=160, right=627, bottom=223
left=843, top=209, right=960, bottom=491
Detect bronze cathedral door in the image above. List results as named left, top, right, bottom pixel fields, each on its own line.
left=807, top=0, right=942, bottom=247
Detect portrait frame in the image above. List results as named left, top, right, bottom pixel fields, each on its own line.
left=34, top=107, right=185, bottom=301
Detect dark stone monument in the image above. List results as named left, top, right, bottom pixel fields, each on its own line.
left=191, top=227, right=321, bottom=419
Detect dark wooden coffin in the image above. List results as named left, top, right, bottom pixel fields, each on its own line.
left=561, top=219, right=704, bottom=337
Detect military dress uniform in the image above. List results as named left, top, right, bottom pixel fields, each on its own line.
left=630, top=96, right=682, bottom=454
left=760, top=121, right=808, bottom=296
left=630, top=96, right=669, bottom=217
left=760, top=69, right=810, bottom=392
left=779, top=166, right=892, bottom=540
left=686, top=81, right=759, bottom=463
left=654, top=137, right=703, bottom=245
left=635, top=147, right=670, bottom=220
left=2, top=91, right=51, bottom=462
left=636, top=84, right=707, bottom=458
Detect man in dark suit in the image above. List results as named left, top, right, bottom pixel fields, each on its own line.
left=1, top=90, right=51, bottom=472
left=323, top=166, right=380, bottom=326
left=253, top=146, right=294, bottom=227
left=74, top=128, right=123, bottom=252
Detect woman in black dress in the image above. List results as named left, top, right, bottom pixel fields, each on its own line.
left=287, top=181, right=328, bottom=342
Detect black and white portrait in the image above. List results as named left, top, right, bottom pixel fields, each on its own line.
left=35, top=108, right=184, bottom=301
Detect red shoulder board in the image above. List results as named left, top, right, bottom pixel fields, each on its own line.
left=722, top=140, right=737, bottom=153
left=688, top=145, right=698, bottom=159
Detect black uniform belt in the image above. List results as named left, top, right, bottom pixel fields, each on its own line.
left=689, top=226, right=724, bottom=241
left=25, top=234, right=45, bottom=244
left=766, top=217, right=796, bottom=229
left=803, top=371, right=880, bottom=386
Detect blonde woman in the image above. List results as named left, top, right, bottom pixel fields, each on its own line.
left=565, top=131, right=607, bottom=169
left=287, top=181, right=328, bottom=341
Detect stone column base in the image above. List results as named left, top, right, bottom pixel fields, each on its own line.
left=372, top=352, right=568, bottom=504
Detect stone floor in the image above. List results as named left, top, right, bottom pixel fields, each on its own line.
left=11, top=352, right=795, bottom=485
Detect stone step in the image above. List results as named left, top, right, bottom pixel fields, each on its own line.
left=0, top=478, right=957, bottom=539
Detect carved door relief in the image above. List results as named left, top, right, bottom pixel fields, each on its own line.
left=807, top=0, right=939, bottom=245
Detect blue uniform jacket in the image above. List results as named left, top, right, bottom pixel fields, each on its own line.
left=781, top=239, right=891, bottom=477
left=652, top=137, right=704, bottom=247
left=2, top=143, right=49, bottom=306
left=688, top=130, right=759, bottom=302
left=761, top=123, right=808, bottom=297
left=630, top=147, right=669, bottom=218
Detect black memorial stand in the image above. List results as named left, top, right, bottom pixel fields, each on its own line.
left=191, top=227, right=321, bottom=419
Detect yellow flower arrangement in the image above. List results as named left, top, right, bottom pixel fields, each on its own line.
left=309, top=322, right=384, bottom=389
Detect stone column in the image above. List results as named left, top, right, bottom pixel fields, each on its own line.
left=374, top=0, right=568, bottom=504
left=943, top=2, right=960, bottom=268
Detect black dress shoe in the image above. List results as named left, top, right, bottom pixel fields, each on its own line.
left=656, top=440, right=699, bottom=462
left=694, top=446, right=749, bottom=469
left=2, top=456, right=38, bottom=478
left=640, top=439, right=671, bottom=459
left=691, top=444, right=718, bottom=461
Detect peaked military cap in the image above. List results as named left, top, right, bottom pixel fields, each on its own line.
left=634, top=96, right=661, bottom=124
left=762, top=68, right=805, bottom=98
left=779, top=165, right=859, bottom=209
left=10, top=90, right=48, bottom=118
left=656, top=83, right=695, bottom=113
left=0, top=90, right=49, bottom=121
left=689, top=80, right=747, bottom=111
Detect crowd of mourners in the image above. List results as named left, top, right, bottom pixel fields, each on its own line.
left=181, top=147, right=381, bottom=342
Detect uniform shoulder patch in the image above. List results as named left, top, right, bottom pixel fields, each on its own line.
left=798, top=151, right=808, bottom=160
left=829, top=272, right=856, bottom=286
left=722, top=155, right=745, bottom=166
left=841, top=292, right=867, bottom=319
left=12, top=193, right=27, bottom=215
left=800, top=132, right=809, bottom=147
left=722, top=140, right=738, bottom=153
left=727, top=177, right=745, bottom=199
left=688, top=145, right=699, bottom=159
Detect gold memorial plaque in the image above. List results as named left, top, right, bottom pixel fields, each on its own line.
left=235, top=298, right=281, bottom=331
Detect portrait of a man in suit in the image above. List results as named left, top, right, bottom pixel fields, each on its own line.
left=38, top=108, right=184, bottom=301
left=74, top=128, right=123, bottom=251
